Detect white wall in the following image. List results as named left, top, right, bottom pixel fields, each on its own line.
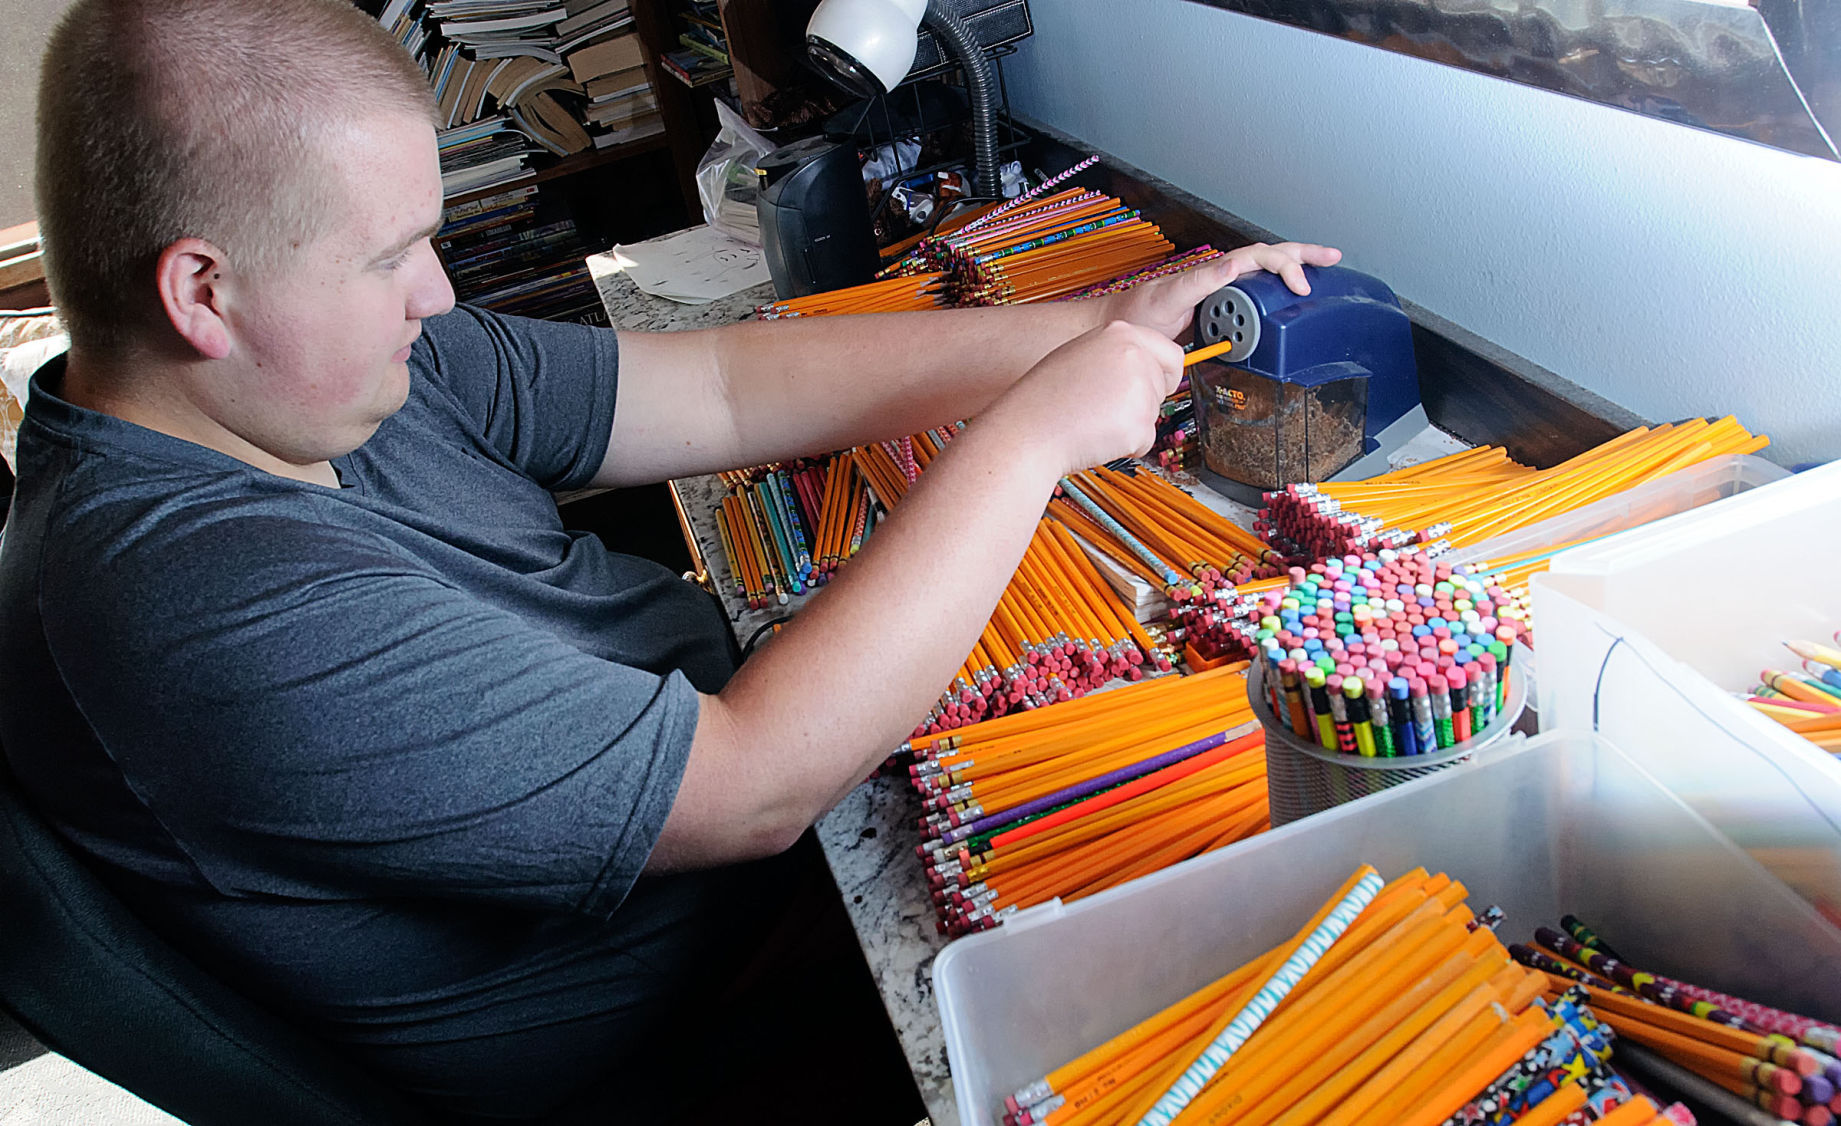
left=0, top=0, right=79, bottom=229
left=1005, top=0, right=1841, bottom=468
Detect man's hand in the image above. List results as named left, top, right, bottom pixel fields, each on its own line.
left=1104, top=241, right=1344, bottom=340
left=982, top=319, right=1186, bottom=478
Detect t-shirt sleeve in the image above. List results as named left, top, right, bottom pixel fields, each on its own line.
left=43, top=503, right=693, bottom=920
left=412, top=303, right=620, bottom=492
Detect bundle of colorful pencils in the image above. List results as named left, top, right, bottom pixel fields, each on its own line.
left=1744, top=636, right=1841, bottom=754
left=1240, top=549, right=1523, bottom=755
left=1001, top=866, right=1686, bottom=1126
left=877, top=155, right=1105, bottom=279
left=1066, top=245, right=1229, bottom=302
left=876, top=174, right=1189, bottom=306
left=753, top=271, right=947, bottom=318
left=1152, top=381, right=1200, bottom=474
left=874, top=156, right=1232, bottom=309
left=1513, top=917, right=1841, bottom=1124
left=711, top=422, right=1175, bottom=733
left=712, top=455, right=873, bottom=608
left=1257, top=419, right=1768, bottom=564
left=943, top=191, right=1179, bottom=306
left=812, top=455, right=871, bottom=581
left=850, top=426, right=961, bottom=509
left=908, top=664, right=1268, bottom=934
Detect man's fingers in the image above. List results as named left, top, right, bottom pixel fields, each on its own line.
left=1149, top=324, right=1186, bottom=365
left=1222, top=246, right=1262, bottom=281
left=1165, top=258, right=1240, bottom=307
left=1209, top=241, right=1346, bottom=296
left=1152, top=340, right=1187, bottom=396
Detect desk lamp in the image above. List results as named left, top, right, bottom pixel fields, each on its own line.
left=804, top=0, right=999, bottom=197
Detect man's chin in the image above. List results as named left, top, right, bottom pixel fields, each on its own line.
left=381, top=368, right=412, bottom=415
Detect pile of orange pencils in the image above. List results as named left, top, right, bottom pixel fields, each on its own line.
left=916, top=518, right=1173, bottom=737
left=1257, top=420, right=1768, bottom=563
left=850, top=427, right=959, bottom=509
left=1053, top=466, right=1285, bottom=596
left=754, top=271, right=947, bottom=318
left=1048, top=465, right=1293, bottom=672
left=1001, top=866, right=1690, bottom=1126
left=927, top=187, right=1182, bottom=306
left=871, top=156, right=1226, bottom=308
left=910, top=664, right=1267, bottom=934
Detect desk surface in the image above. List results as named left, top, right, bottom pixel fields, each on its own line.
left=586, top=247, right=1467, bottom=1126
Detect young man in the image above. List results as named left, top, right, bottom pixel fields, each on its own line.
left=0, top=0, right=1339, bottom=1118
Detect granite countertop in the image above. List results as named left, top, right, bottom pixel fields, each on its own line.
left=587, top=249, right=777, bottom=332
left=587, top=237, right=1473, bottom=1126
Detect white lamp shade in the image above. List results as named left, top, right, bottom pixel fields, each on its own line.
left=806, top=0, right=927, bottom=95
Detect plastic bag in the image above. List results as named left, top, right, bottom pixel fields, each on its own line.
left=696, top=100, right=774, bottom=247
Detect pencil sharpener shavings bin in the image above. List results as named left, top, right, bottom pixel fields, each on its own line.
left=1248, top=659, right=1528, bottom=826
left=1189, top=265, right=1424, bottom=504
left=1198, top=362, right=1368, bottom=489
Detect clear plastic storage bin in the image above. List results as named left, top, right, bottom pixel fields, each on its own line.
left=1447, top=453, right=1786, bottom=569
left=1535, top=458, right=1841, bottom=922
left=933, top=732, right=1841, bottom=1126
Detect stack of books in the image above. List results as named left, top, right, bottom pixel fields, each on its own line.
left=565, top=31, right=663, bottom=148
left=384, top=0, right=651, bottom=159
left=552, top=0, right=635, bottom=55
left=435, top=115, right=540, bottom=197
left=660, top=1, right=731, bottom=89
left=378, top=0, right=434, bottom=67
left=438, top=186, right=608, bottom=324
left=428, top=0, right=568, bottom=55
left=379, top=0, right=646, bottom=326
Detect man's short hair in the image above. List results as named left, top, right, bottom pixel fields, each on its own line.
left=36, top=0, right=438, bottom=355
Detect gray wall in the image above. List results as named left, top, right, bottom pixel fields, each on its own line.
left=1, top=0, right=79, bottom=229
left=1008, top=1, right=1841, bottom=469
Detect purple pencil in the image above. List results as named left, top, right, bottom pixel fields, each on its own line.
left=936, top=730, right=1238, bottom=846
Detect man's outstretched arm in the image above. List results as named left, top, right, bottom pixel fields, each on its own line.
left=644, top=317, right=1187, bottom=870
left=594, top=243, right=1341, bottom=489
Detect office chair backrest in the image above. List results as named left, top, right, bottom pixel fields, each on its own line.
left=0, top=749, right=429, bottom=1125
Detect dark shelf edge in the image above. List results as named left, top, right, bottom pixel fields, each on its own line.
left=442, top=132, right=671, bottom=210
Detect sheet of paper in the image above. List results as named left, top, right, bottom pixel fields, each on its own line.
left=608, top=224, right=770, bottom=305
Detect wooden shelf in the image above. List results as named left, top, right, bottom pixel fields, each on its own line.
left=442, top=132, right=672, bottom=210
left=631, top=0, right=720, bottom=216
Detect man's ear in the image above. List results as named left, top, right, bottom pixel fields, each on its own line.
left=154, top=238, right=235, bottom=360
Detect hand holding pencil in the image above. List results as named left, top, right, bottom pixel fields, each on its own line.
left=983, top=318, right=1186, bottom=475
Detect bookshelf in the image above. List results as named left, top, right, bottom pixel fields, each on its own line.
left=360, top=1, right=701, bottom=323
left=440, top=130, right=671, bottom=209
left=711, top=0, right=823, bottom=122
left=630, top=0, right=844, bottom=207
left=629, top=0, right=723, bottom=221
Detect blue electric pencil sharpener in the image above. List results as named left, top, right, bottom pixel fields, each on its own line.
left=1188, top=264, right=1426, bottom=504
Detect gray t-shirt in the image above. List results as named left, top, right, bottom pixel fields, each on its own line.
left=0, top=304, right=738, bottom=1115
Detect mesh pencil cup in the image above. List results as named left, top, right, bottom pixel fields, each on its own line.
left=1248, top=662, right=1527, bottom=825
